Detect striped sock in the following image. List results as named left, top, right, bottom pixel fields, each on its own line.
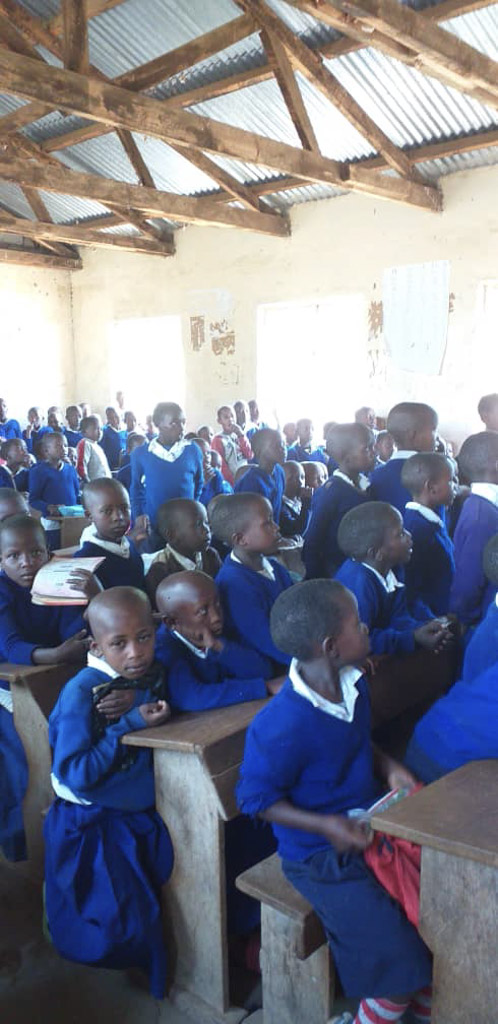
left=409, top=985, right=432, bottom=1022
left=354, top=997, right=410, bottom=1023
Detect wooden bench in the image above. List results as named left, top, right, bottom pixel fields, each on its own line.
left=1, top=661, right=73, bottom=879
left=236, top=853, right=334, bottom=1024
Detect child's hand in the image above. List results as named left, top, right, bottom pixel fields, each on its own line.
left=129, top=520, right=149, bottom=545
left=183, top=625, right=224, bottom=653
left=134, top=514, right=150, bottom=536
left=321, top=815, right=372, bottom=853
left=301, top=486, right=314, bottom=504
left=68, top=568, right=101, bottom=600
left=266, top=675, right=286, bottom=696
left=386, top=763, right=419, bottom=791
left=97, top=688, right=135, bottom=720
left=414, top=620, right=452, bottom=652
left=55, top=629, right=89, bottom=664
left=139, top=700, right=171, bottom=726
left=231, top=424, right=244, bottom=439
left=47, top=504, right=61, bottom=516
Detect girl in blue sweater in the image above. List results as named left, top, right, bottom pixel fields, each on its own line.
left=74, top=478, right=145, bottom=590
left=237, top=580, right=432, bottom=1024
left=234, top=428, right=286, bottom=522
left=44, top=587, right=173, bottom=998
left=401, top=452, right=457, bottom=617
left=29, top=431, right=80, bottom=548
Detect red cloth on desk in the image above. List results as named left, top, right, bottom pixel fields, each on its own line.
left=364, top=832, right=421, bottom=928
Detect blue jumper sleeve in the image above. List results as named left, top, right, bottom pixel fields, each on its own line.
left=193, top=445, right=204, bottom=501
left=221, top=576, right=291, bottom=667
left=302, top=488, right=329, bottom=579
left=449, top=525, right=490, bottom=624
left=236, top=707, right=301, bottom=817
left=130, top=445, right=146, bottom=519
left=28, top=465, right=50, bottom=515
left=215, top=639, right=274, bottom=679
left=354, top=575, right=416, bottom=655
left=0, top=595, right=37, bottom=663
left=279, top=501, right=311, bottom=538
left=167, top=659, right=267, bottom=712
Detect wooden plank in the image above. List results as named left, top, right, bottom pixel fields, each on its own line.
left=260, top=904, right=333, bottom=1022
left=0, top=213, right=176, bottom=255
left=115, top=126, right=156, bottom=189
left=18, top=185, right=71, bottom=257
left=115, top=14, right=257, bottom=92
left=0, top=0, right=61, bottom=54
left=167, top=142, right=267, bottom=212
left=245, top=0, right=423, bottom=182
left=359, top=126, right=498, bottom=170
left=260, top=27, right=320, bottom=152
left=371, top=761, right=498, bottom=868
left=48, top=0, right=127, bottom=33
left=0, top=157, right=290, bottom=234
left=345, top=163, right=442, bottom=211
left=0, top=245, right=82, bottom=269
left=123, top=699, right=268, bottom=754
left=62, top=0, right=89, bottom=75
left=0, top=47, right=345, bottom=190
left=0, top=100, right=51, bottom=133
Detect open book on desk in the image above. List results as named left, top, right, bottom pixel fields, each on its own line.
left=31, top=556, right=104, bottom=606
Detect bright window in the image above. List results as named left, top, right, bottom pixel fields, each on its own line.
left=108, top=315, right=185, bottom=419
left=257, top=295, right=368, bottom=432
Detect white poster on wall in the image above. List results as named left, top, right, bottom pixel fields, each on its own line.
left=383, top=260, right=450, bottom=375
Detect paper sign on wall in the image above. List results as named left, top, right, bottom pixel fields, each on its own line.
left=382, top=261, right=450, bottom=375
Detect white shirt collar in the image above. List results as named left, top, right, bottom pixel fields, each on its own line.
left=405, top=501, right=444, bottom=528
left=87, top=651, right=119, bottom=678
left=391, top=450, right=417, bottom=460
left=495, top=592, right=498, bottom=609
left=282, top=494, right=302, bottom=512
left=172, top=630, right=208, bottom=659
left=362, top=562, right=404, bottom=593
left=230, top=550, right=275, bottom=581
left=333, top=468, right=370, bottom=492
left=80, top=522, right=131, bottom=558
left=471, top=483, right=498, bottom=507
left=289, top=658, right=362, bottom=723
left=148, top=437, right=189, bottom=463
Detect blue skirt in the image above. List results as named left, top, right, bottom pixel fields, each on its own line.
left=0, top=702, right=28, bottom=861
left=44, top=800, right=174, bottom=998
left=283, top=846, right=432, bottom=998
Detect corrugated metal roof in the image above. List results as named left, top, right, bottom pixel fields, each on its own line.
left=6, top=0, right=498, bottom=236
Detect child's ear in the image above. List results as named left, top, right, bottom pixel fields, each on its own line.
left=89, top=637, right=103, bottom=658
left=322, top=634, right=339, bottom=660
left=232, top=529, right=244, bottom=547
left=162, top=612, right=177, bottom=631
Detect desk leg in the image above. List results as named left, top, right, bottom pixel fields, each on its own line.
left=153, top=749, right=247, bottom=1024
left=419, top=847, right=498, bottom=1024
left=11, top=680, right=53, bottom=881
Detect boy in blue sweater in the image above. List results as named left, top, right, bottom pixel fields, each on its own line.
left=211, top=493, right=293, bottom=672
left=237, top=580, right=432, bottom=1024
left=64, top=404, right=82, bottom=448
left=370, top=403, right=438, bottom=513
left=100, top=406, right=126, bottom=471
left=449, top=431, right=498, bottom=626
left=0, top=514, right=91, bottom=860
left=0, top=439, right=29, bottom=492
left=462, top=534, right=498, bottom=682
left=303, top=422, right=375, bottom=579
left=44, top=587, right=173, bottom=998
left=75, top=478, right=145, bottom=591
left=234, top=428, right=286, bottom=521
left=287, top=417, right=327, bottom=465
left=193, top=436, right=232, bottom=507
left=401, top=452, right=456, bottom=617
left=116, top=431, right=147, bottom=492
left=29, top=432, right=80, bottom=549
left=0, top=397, right=21, bottom=441
left=155, top=570, right=283, bottom=710
left=23, top=406, right=52, bottom=456
left=280, top=461, right=312, bottom=539
left=130, top=402, right=203, bottom=547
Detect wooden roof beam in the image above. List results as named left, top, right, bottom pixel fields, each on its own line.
left=166, top=143, right=268, bottom=212
left=259, top=27, right=320, bottom=152
left=0, top=212, right=175, bottom=256
left=0, top=243, right=82, bottom=269
left=48, top=1, right=130, bottom=34
left=62, top=0, right=89, bottom=75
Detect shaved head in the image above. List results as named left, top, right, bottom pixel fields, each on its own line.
left=87, top=586, right=153, bottom=639
left=83, top=477, right=128, bottom=511
left=156, top=570, right=216, bottom=615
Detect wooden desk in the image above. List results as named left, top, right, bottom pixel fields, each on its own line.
left=123, top=699, right=267, bottom=1023
left=52, top=515, right=87, bottom=548
left=0, top=661, right=73, bottom=877
left=371, top=761, right=498, bottom=1024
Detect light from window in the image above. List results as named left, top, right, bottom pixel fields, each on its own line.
left=108, top=315, right=185, bottom=419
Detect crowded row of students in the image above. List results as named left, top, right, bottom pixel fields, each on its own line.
left=1, top=390, right=498, bottom=1024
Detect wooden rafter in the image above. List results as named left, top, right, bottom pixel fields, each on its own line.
left=48, top=0, right=128, bottom=34
left=0, top=212, right=175, bottom=256
left=0, top=244, right=82, bottom=269
left=260, top=28, right=319, bottom=152
left=165, top=143, right=266, bottom=213
left=0, top=46, right=441, bottom=210
left=62, top=0, right=89, bottom=75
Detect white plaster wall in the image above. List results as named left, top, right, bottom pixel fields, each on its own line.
left=70, top=162, right=498, bottom=444
left=0, top=264, right=74, bottom=423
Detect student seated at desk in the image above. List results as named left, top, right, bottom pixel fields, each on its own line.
left=29, top=432, right=80, bottom=550
left=287, top=418, right=328, bottom=465
left=155, top=571, right=283, bottom=710
left=44, top=587, right=174, bottom=999
left=402, top=452, right=457, bottom=617
left=144, top=498, right=221, bottom=608
left=237, top=580, right=433, bottom=1024
left=234, top=428, right=286, bottom=522
left=370, top=403, right=439, bottom=514
left=0, top=515, right=91, bottom=861
left=211, top=493, right=293, bottom=673
left=449, top=430, right=498, bottom=627
left=74, top=478, right=145, bottom=591
left=0, top=438, right=29, bottom=492
left=280, top=461, right=312, bottom=540
left=303, top=422, right=375, bottom=579
left=192, top=436, right=232, bottom=507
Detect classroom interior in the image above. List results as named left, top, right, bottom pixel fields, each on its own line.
left=1, top=1, right=498, bottom=1023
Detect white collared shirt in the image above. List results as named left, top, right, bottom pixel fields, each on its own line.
left=143, top=543, right=203, bottom=576
left=390, top=450, right=417, bottom=461
left=230, top=550, right=275, bottom=581
left=87, top=651, right=120, bottom=678
left=289, top=658, right=362, bottom=723
left=333, top=468, right=370, bottom=492
left=471, top=483, right=498, bottom=507
left=282, top=495, right=302, bottom=513
left=405, top=501, right=444, bottom=529
left=362, top=562, right=404, bottom=593
left=80, top=522, right=131, bottom=558
left=172, top=631, right=209, bottom=659
left=148, top=437, right=188, bottom=463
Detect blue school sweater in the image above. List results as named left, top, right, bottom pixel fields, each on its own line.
left=234, top=463, right=285, bottom=521
left=0, top=467, right=29, bottom=491
left=408, top=662, right=498, bottom=775
left=99, top=426, right=126, bottom=471
left=280, top=497, right=311, bottom=538
left=403, top=506, right=455, bottom=617
left=462, top=597, right=498, bottom=683
left=216, top=555, right=293, bottom=670
left=237, top=676, right=378, bottom=862
left=130, top=442, right=203, bottom=528
left=0, top=573, right=84, bottom=664
left=23, top=425, right=52, bottom=455
left=49, top=665, right=160, bottom=810
left=370, top=455, right=411, bottom=513
left=116, top=463, right=131, bottom=491
left=28, top=461, right=79, bottom=514
left=335, top=559, right=428, bottom=655
left=449, top=493, right=498, bottom=625
left=155, top=626, right=270, bottom=711
left=64, top=428, right=82, bottom=449
left=74, top=538, right=145, bottom=590
left=199, top=470, right=232, bottom=507
left=0, top=419, right=21, bottom=441
left=286, top=444, right=327, bottom=465
left=303, top=475, right=370, bottom=579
